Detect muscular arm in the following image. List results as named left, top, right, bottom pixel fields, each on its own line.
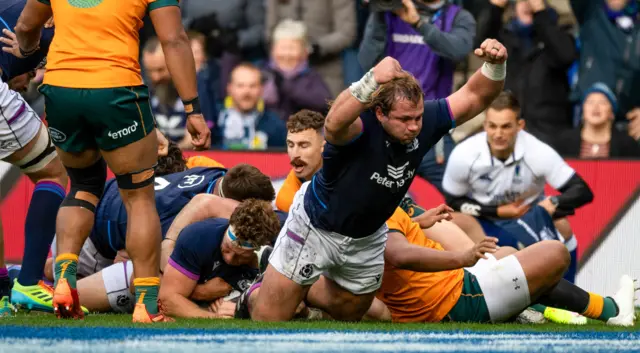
left=161, top=194, right=239, bottom=270
left=384, top=231, right=465, bottom=272
left=14, top=0, right=51, bottom=54
left=190, top=277, right=232, bottom=302
left=446, top=66, right=504, bottom=126
left=323, top=87, right=365, bottom=145
left=158, top=265, right=217, bottom=319
left=149, top=6, right=198, bottom=101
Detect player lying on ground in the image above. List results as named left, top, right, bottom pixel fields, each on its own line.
left=158, top=199, right=281, bottom=319
left=15, top=0, right=211, bottom=322
left=443, top=91, right=594, bottom=284
left=0, top=1, right=65, bottom=316
left=366, top=208, right=636, bottom=327
left=235, top=39, right=508, bottom=322
left=44, top=152, right=276, bottom=313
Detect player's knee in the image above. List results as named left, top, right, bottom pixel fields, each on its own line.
left=115, top=165, right=156, bottom=191
left=61, top=158, right=107, bottom=213
left=544, top=240, right=571, bottom=273
left=14, top=124, right=59, bottom=175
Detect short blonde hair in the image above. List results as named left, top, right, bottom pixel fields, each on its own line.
left=272, top=19, right=308, bottom=44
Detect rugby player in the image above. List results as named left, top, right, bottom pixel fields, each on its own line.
left=158, top=199, right=281, bottom=319
left=369, top=207, right=635, bottom=327
left=276, top=109, right=474, bottom=251
left=14, top=0, right=211, bottom=321
left=46, top=162, right=275, bottom=314
left=238, top=39, right=509, bottom=322
left=443, top=92, right=594, bottom=284
left=0, top=0, right=65, bottom=316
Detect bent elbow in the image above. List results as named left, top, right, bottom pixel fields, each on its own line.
left=159, top=30, right=189, bottom=49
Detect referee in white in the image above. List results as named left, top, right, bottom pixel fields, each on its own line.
left=442, top=91, right=594, bottom=283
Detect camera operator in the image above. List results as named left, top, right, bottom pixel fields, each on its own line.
left=358, top=0, right=476, bottom=195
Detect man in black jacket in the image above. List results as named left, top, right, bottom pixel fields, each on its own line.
left=475, top=0, right=577, bottom=144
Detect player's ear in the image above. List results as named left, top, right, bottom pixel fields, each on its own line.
left=321, top=139, right=326, bottom=152
left=517, top=118, right=525, bottom=130
left=375, top=106, right=386, bottom=122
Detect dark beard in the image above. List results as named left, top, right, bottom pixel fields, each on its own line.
left=155, top=81, right=179, bottom=107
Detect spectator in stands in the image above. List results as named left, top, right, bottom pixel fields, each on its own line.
left=142, top=37, right=217, bottom=150
left=262, top=20, right=332, bottom=121
left=475, top=0, right=577, bottom=144
left=358, top=0, right=475, bottom=195
left=185, top=0, right=267, bottom=91
left=554, top=83, right=640, bottom=158
left=217, top=64, right=287, bottom=150
left=266, top=0, right=357, bottom=96
left=570, top=0, right=640, bottom=142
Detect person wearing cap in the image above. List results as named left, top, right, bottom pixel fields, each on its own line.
left=262, top=19, right=332, bottom=122
left=554, top=83, right=640, bottom=158
left=475, top=0, right=577, bottom=144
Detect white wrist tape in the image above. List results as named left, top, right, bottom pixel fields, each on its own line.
left=481, top=62, right=506, bottom=81
left=349, top=69, right=379, bottom=103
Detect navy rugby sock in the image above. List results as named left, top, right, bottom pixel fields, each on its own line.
left=18, top=181, right=65, bottom=286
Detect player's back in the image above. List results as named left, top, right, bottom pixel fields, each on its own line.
left=44, top=0, right=169, bottom=88
left=378, top=208, right=464, bottom=323
left=92, top=167, right=226, bottom=257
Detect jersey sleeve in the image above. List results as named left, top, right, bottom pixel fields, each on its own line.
left=385, top=208, right=412, bottom=236
left=528, top=141, right=575, bottom=189
left=186, top=156, right=225, bottom=169
left=424, top=98, right=455, bottom=139
left=147, top=0, right=179, bottom=12
left=275, top=170, right=302, bottom=212
left=442, top=144, right=471, bottom=196
left=168, top=223, right=210, bottom=281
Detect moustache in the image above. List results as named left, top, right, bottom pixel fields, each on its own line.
left=290, top=158, right=307, bottom=167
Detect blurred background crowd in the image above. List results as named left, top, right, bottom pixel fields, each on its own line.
left=22, top=0, right=640, bottom=158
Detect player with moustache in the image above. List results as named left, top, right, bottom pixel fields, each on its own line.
left=235, top=38, right=511, bottom=322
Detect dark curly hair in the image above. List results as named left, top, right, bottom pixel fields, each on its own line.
left=229, top=199, right=281, bottom=247
left=222, top=163, right=275, bottom=201
left=155, top=141, right=187, bottom=176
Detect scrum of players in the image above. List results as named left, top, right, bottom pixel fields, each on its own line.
left=0, top=0, right=636, bottom=327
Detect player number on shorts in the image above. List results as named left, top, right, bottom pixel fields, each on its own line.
left=460, top=203, right=481, bottom=217
left=155, top=177, right=170, bottom=191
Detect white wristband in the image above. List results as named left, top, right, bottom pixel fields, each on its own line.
left=349, top=69, right=379, bottom=103
left=481, top=62, right=506, bottom=81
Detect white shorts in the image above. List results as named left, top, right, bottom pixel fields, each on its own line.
left=0, top=82, right=41, bottom=160
left=466, top=254, right=531, bottom=322
left=51, top=235, right=114, bottom=280
left=269, top=182, right=387, bottom=295
left=101, top=260, right=135, bottom=313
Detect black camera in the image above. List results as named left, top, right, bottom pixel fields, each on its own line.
left=368, top=0, right=404, bottom=12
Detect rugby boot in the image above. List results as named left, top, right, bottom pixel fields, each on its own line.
left=543, top=307, right=587, bottom=325
left=607, top=275, right=637, bottom=327
left=132, top=300, right=174, bottom=323
left=52, top=278, right=84, bottom=319
left=11, top=279, right=54, bottom=313
left=0, top=296, right=16, bottom=317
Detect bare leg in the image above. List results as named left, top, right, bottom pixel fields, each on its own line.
left=250, top=265, right=309, bottom=321
left=424, top=220, right=474, bottom=251
left=306, top=276, right=377, bottom=322
left=101, top=131, right=161, bottom=318
left=450, top=212, right=487, bottom=243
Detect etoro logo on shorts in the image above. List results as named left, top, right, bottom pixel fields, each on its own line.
left=48, top=127, right=67, bottom=143
left=108, top=121, right=138, bottom=140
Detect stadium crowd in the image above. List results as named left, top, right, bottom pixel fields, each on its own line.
left=0, top=0, right=637, bottom=328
